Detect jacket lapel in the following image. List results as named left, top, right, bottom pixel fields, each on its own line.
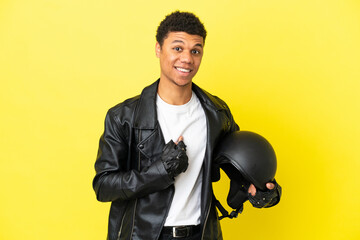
left=133, top=80, right=159, bottom=130
left=132, top=80, right=166, bottom=162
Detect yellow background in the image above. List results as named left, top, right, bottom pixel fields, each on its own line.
left=1, top=0, right=359, bottom=239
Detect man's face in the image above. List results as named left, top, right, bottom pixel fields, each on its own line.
left=156, top=31, right=204, bottom=87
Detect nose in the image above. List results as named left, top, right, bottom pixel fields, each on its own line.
left=180, top=51, right=193, bottom=64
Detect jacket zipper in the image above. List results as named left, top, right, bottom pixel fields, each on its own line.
left=201, top=197, right=212, bottom=240
left=129, top=129, right=142, bottom=239
left=117, top=213, right=126, bottom=240
left=129, top=199, right=138, bottom=239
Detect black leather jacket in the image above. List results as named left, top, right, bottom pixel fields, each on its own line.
left=93, top=80, right=239, bottom=240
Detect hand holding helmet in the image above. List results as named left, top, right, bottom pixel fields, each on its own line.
left=248, top=180, right=282, bottom=208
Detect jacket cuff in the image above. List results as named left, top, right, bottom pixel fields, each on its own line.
left=153, top=159, right=174, bottom=185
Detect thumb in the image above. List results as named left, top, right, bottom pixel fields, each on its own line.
left=266, top=182, right=275, bottom=190
left=248, top=184, right=257, bottom=197
left=176, top=136, right=184, bottom=144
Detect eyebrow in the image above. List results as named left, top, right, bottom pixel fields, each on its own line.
left=171, top=40, right=203, bottom=48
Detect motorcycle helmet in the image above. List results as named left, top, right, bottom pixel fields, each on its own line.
left=214, top=131, right=277, bottom=219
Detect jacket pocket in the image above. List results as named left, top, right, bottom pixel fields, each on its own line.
left=137, top=127, right=165, bottom=169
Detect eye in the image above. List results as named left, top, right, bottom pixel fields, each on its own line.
left=173, top=47, right=182, bottom=52
left=191, top=49, right=201, bottom=54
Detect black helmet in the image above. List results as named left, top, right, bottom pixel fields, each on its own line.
left=214, top=131, right=277, bottom=219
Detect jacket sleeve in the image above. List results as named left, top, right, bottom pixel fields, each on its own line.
left=216, top=96, right=240, bottom=133
left=226, top=103, right=239, bottom=133
left=92, top=110, right=174, bottom=202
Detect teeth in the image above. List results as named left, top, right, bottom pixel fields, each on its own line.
left=176, top=67, right=191, bottom=73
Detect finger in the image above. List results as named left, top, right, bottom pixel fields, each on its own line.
left=266, top=182, right=275, bottom=190
left=176, top=136, right=184, bottom=144
left=248, top=184, right=257, bottom=196
left=177, top=141, right=187, bottom=150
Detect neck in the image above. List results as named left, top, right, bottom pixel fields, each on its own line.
left=157, top=79, right=193, bottom=105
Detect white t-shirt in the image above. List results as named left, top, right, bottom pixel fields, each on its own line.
left=156, top=92, right=207, bottom=226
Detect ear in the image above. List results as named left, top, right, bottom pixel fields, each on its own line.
left=155, top=42, right=161, bottom=58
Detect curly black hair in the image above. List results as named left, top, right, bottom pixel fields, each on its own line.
left=156, top=11, right=207, bottom=46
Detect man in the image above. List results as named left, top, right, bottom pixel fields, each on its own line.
left=93, top=11, right=278, bottom=240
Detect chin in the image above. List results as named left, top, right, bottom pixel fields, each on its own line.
left=173, top=79, right=192, bottom=87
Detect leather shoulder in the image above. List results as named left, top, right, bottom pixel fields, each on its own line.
left=108, top=95, right=140, bottom=126
left=193, top=84, right=229, bottom=111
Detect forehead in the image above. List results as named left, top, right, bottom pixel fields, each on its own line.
left=164, top=31, right=204, bottom=47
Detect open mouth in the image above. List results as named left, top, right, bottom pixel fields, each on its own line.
left=175, top=67, right=192, bottom=73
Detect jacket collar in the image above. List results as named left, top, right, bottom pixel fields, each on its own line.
left=133, top=79, right=227, bottom=129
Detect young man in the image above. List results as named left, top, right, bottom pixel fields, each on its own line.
left=93, top=11, right=277, bottom=240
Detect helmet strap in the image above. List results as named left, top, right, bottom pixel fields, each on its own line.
left=214, top=196, right=244, bottom=220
